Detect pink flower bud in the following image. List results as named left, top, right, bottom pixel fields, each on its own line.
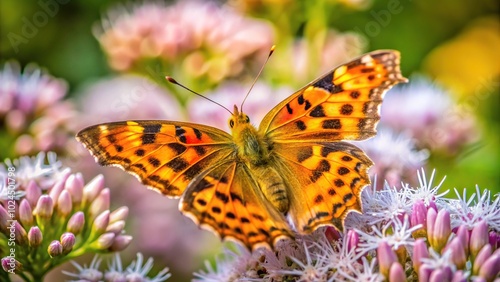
left=28, top=226, right=43, bottom=247
left=47, top=240, right=63, bottom=257
left=1, top=257, right=22, bottom=273
left=57, top=190, right=72, bottom=217
left=60, top=232, right=76, bottom=254
left=473, top=244, right=492, bottom=275
left=89, top=189, right=110, bottom=220
left=109, top=206, right=129, bottom=223
left=14, top=221, right=28, bottom=245
left=389, top=262, right=405, bottom=282
left=430, top=209, right=451, bottom=252
left=34, top=195, right=54, bottom=218
left=25, top=180, right=42, bottom=207
left=411, top=200, right=427, bottom=237
left=65, top=174, right=83, bottom=204
left=94, top=232, right=115, bottom=250
left=48, top=179, right=65, bottom=204
left=67, top=211, right=85, bottom=234
left=82, top=175, right=104, bottom=205
left=106, top=220, right=125, bottom=235
left=470, top=220, right=488, bottom=260
left=346, top=229, right=359, bottom=252
left=19, top=199, right=33, bottom=227
left=478, top=252, right=500, bottom=281
left=377, top=241, right=398, bottom=277
left=444, top=237, right=466, bottom=269
left=92, top=210, right=110, bottom=235
left=455, top=225, right=470, bottom=256
left=413, top=238, right=429, bottom=272
left=109, top=235, right=133, bottom=252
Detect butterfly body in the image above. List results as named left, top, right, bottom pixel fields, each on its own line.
left=77, top=50, right=408, bottom=250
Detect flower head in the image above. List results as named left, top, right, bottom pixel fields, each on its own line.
left=96, top=1, right=274, bottom=88
left=0, top=62, right=77, bottom=159
left=0, top=152, right=131, bottom=280
left=380, top=77, right=479, bottom=156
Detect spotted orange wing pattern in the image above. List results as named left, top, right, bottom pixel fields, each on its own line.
left=76, top=120, right=234, bottom=197
left=260, top=50, right=407, bottom=233
left=180, top=160, right=293, bottom=250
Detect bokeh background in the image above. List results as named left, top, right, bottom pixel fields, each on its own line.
left=1, top=0, right=498, bottom=280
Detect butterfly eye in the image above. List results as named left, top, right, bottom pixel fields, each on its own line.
left=229, top=120, right=235, bottom=128
left=245, top=116, right=250, bottom=123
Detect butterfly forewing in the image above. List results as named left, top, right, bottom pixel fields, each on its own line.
left=180, top=161, right=293, bottom=250
left=76, top=120, right=234, bottom=197
left=259, top=50, right=407, bottom=142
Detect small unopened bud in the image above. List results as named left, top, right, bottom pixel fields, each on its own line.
left=14, top=222, right=28, bottom=245
left=57, top=190, right=73, bottom=217
left=377, top=241, right=397, bottom=277
left=19, top=199, right=33, bottom=227
left=89, top=189, right=110, bottom=219
left=34, top=195, right=54, bottom=219
left=1, top=257, right=22, bottom=273
left=60, top=232, right=76, bottom=254
left=93, top=232, right=115, bottom=250
left=92, top=210, right=110, bottom=236
left=470, top=220, right=488, bottom=260
left=109, top=235, right=133, bottom=252
left=28, top=226, right=43, bottom=248
left=82, top=175, right=104, bottom=205
left=67, top=211, right=85, bottom=235
left=47, top=240, right=63, bottom=258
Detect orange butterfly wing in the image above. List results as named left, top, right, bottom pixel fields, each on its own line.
left=76, top=120, right=234, bottom=197
left=259, top=50, right=407, bottom=233
left=180, top=160, right=293, bottom=250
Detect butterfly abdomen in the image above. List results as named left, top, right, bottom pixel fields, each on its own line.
left=251, top=165, right=289, bottom=213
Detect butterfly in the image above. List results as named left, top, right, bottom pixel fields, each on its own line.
left=76, top=50, right=407, bottom=250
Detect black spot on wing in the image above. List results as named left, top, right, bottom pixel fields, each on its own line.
left=295, top=120, right=307, bottom=131
left=322, top=119, right=342, bottom=129
left=340, top=104, right=354, bottom=115
left=310, top=105, right=326, bottom=117
left=193, top=128, right=203, bottom=140
left=166, top=158, right=189, bottom=172
left=167, top=143, right=186, bottom=155
left=297, top=147, right=313, bottom=162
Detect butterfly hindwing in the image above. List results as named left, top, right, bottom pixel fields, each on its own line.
left=180, top=161, right=293, bottom=250
left=271, top=142, right=372, bottom=233
left=76, top=120, right=234, bottom=197
left=260, top=50, right=407, bottom=142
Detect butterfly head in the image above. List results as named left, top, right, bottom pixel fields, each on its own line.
left=229, top=105, right=251, bottom=130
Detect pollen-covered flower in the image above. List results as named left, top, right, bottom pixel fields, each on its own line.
left=96, top=1, right=274, bottom=89
left=0, top=152, right=131, bottom=280
left=0, top=62, right=78, bottom=159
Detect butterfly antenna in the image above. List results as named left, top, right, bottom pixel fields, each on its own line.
left=166, top=76, right=233, bottom=115
left=240, top=45, right=275, bottom=112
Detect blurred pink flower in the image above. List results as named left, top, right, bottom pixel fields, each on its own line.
left=355, top=129, right=429, bottom=188
left=0, top=61, right=77, bottom=159
left=96, top=1, right=274, bottom=85
left=76, top=75, right=183, bottom=125
left=380, top=77, right=479, bottom=156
